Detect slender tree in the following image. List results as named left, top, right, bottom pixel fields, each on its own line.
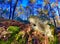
left=12, top=0, right=18, bottom=20
left=9, top=0, right=12, bottom=19
left=0, top=8, right=3, bottom=18
left=0, top=0, right=4, bottom=18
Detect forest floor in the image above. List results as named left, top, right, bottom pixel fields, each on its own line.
left=0, top=18, right=60, bottom=44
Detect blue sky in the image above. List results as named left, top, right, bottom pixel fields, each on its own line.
left=20, top=0, right=60, bottom=7
left=0, top=0, right=60, bottom=20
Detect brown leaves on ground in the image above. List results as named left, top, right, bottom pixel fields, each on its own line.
left=0, top=20, right=49, bottom=44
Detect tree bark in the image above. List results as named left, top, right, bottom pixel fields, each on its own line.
left=9, top=0, right=12, bottom=19
left=12, top=0, right=18, bottom=20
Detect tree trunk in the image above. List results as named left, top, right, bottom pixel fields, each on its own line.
left=12, top=0, right=18, bottom=20
left=9, top=0, right=12, bottom=19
